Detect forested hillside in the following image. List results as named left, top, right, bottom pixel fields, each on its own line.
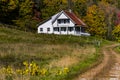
left=0, top=0, right=120, bottom=40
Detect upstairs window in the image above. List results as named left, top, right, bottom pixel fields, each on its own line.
left=57, top=19, right=70, bottom=24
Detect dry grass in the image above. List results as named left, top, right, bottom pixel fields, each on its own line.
left=49, top=45, right=96, bottom=68
left=0, top=43, right=97, bottom=80
left=49, top=56, right=79, bottom=67
left=0, top=43, right=96, bottom=68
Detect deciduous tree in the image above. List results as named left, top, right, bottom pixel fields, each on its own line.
left=0, top=0, right=19, bottom=23
left=84, top=5, right=107, bottom=38
left=112, top=24, right=120, bottom=41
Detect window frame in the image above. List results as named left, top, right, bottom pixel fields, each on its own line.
left=61, top=27, right=66, bottom=31
left=68, top=27, right=73, bottom=32
left=57, top=19, right=70, bottom=24
left=40, top=28, right=43, bottom=32
left=54, top=27, right=59, bottom=32
left=47, top=28, right=50, bottom=32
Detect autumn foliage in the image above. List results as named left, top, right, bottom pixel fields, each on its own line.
left=0, top=0, right=120, bottom=39
left=84, top=5, right=106, bottom=38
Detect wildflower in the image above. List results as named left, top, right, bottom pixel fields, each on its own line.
left=63, top=67, right=69, bottom=74
left=40, top=68, right=47, bottom=75
left=23, top=61, right=28, bottom=67
left=6, top=66, right=13, bottom=75
left=16, top=69, right=23, bottom=75
left=1, top=67, right=6, bottom=73
left=57, top=70, right=62, bottom=75
left=24, top=69, right=29, bottom=75
left=30, top=63, right=32, bottom=67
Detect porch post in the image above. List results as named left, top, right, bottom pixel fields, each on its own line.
left=67, top=26, right=68, bottom=35
left=80, top=26, right=81, bottom=35
left=74, top=27, right=75, bottom=35
left=80, top=26, right=81, bottom=32
left=53, top=26, right=54, bottom=34
left=59, top=27, right=61, bottom=34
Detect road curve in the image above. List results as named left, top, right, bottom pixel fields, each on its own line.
left=74, top=44, right=119, bottom=80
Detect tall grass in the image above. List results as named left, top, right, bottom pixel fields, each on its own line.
left=0, top=27, right=106, bottom=80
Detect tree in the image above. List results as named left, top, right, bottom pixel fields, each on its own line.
left=14, top=0, right=39, bottom=32
left=19, top=0, right=33, bottom=17
left=0, top=0, right=19, bottom=23
left=98, top=1, right=116, bottom=40
left=112, top=24, right=120, bottom=41
left=117, top=0, right=120, bottom=9
left=41, top=0, right=67, bottom=20
left=84, top=5, right=107, bottom=38
left=73, top=0, right=87, bottom=17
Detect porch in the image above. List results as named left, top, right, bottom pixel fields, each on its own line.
left=53, top=26, right=87, bottom=35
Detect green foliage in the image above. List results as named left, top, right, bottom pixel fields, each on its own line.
left=0, top=0, right=19, bottom=23
left=115, top=46, right=120, bottom=53
left=19, top=0, right=33, bottom=17
left=117, top=0, right=120, bottom=9
left=73, top=0, right=87, bottom=17
left=14, top=17, right=39, bottom=32
left=112, top=24, right=120, bottom=41
left=41, top=0, right=67, bottom=19
left=65, top=53, right=103, bottom=80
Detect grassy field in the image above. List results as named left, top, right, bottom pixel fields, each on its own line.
left=0, top=27, right=107, bottom=80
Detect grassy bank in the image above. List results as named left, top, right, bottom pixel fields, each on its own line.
left=0, top=27, right=108, bottom=80
left=114, top=45, right=120, bottom=53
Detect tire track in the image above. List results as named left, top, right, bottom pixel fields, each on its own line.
left=96, top=45, right=120, bottom=80
left=74, top=44, right=119, bottom=80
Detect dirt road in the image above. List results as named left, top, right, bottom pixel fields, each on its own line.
left=74, top=44, right=120, bottom=80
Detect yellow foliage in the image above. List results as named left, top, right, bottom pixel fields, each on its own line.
left=84, top=5, right=106, bottom=37
left=112, top=24, right=120, bottom=41
left=8, top=0, right=16, bottom=10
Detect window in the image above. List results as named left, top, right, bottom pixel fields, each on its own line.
left=65, top=19, right=70, bottom=23
left=57, top=19, right=70, bottom=24
left=75, top=27, right=80, bottom=31
left=61, top=27, right=66, bottom=31
left=58, top=19, right=61, bottom=24
left=68, top=27, right=73, bottom=32
left=54, top=27, right=59, bottom=31
left=40, top=28, right=43, bottom=32
left=47, top=28, right=50, bottom=31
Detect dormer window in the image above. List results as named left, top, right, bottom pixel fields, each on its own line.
left=57, top=19, right=70, bottom=24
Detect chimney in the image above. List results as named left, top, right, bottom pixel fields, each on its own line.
left=68, top=0, right=72, bottom=12
left=69, top=9, right=72, bottom=13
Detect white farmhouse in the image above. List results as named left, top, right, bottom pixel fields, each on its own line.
left=37, top=10, right=90, bottom=36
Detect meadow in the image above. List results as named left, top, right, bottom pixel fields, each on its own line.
left=0, top=27, right=106, bottom=80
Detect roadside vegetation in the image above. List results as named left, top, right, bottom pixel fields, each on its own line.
left=114, top=45, right=120, bottom=53
left=0, top=27, right=110, bottom=80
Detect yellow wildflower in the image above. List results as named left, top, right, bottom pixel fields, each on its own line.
left=63, top=67, right=69, bottom=73
left=23, top=61, right=28, bottom=67
left=40, top=68, right=47, bottom=75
